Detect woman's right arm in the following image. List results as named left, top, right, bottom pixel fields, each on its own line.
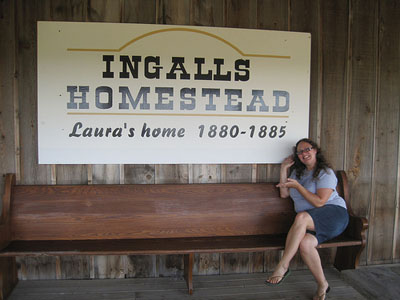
left=276, top=155, right=294, bottom=198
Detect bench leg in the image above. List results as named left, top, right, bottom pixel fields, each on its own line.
left=0, top=257, right=18, bottom=300
left=334, top=245, right=364, bottom=271
left=184, top=253, right=194, bottom=295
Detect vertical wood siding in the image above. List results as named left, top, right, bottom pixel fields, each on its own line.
left=0, top=0, right=19, bottom=290
left=369, top=0, right=400, bottom=264
left=345, top=0, right=378, bottom=265
left=0, top=0, right=399, bottom=279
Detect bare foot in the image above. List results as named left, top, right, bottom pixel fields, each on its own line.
left=266, top=266, right=289, bottom=285
left=313, top=282, right=330, bottom=300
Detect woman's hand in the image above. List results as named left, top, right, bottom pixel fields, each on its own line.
left=277, top=155, right=295, bottom=198
left=281, top=155, right=295, bottom=170
left=279, top=180, right=334, bottom=208
left=276, top=178, right=300, bottom=189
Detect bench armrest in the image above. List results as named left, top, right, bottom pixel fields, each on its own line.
left=335, top=170, right=368, bottom=244
left=334, top=214, right=368, bottom=270
left=0, top=174, right=14, bottom=250
left=345, top=214, right=368, bottom=245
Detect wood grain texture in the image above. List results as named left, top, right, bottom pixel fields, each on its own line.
left=157, top=0, right=190, bottom=25
left=10, top=183, right=295, bottom=240
left=319, top=0, right=348, bottom=169
left=192, top=165, right=221, bottom=184
left=1, top=0, right=398, bottom=281
left=1, top=173, right=367, bottom=296
left=124, top=0, right=157, bottom=24
left=184, top=253, right=194, bottom=294
left=345, top=0, right=377, bottom=218
left=335, top=172, right=368, bottom=269
left=290, top=0, right=321, bottom=142
left=125, top=255, right=156, bottom=277
left=37, top=0, right=85, bottom=21
left=189, top=0, right=224, bottom=27
left=4, top=268, right=369, bottom=300
left=155, top=165, right=189, bottom=184
left=124, top=164, right=156, bottom=277
left=343, top=0, right=378, bottom=266
left=16, top=0, right=52, bottom=185
left=193, top=252, right=219, bottom=275
left=221, top=166, right=258, bottom=274
left=86, top=0, right=122, bottom=22
left=226, top=0, right=257, bottom=29
left=0, top=0, right=17, bottom=191
left=0, top=175, right=14, bottom=251
left=0, top=256, right=18, bottom=300
left=0, top=234, right=362, bottom=257
left=257, top=0, right=288, bottom=30
left=368, top=0, right=400, bottom=264
left=124, top=164, right=155, bottom=184
left=91, top=255, right=124, bottom=279
left=92, top=165, right=120, bottom=184
left=58, top=255, right=91, bottom=279
left=17, top=256, right=58, bottom=280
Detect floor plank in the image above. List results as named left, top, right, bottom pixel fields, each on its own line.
left=341, top=264, right=400, bottom=300
left=7, top=267, right=371, bottom=300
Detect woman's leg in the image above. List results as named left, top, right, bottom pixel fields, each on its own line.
left=267, top=212, right=315, bottom=283
left=299, top=234, right=329, bottom=299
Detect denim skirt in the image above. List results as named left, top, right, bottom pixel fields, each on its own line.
left=306, top=204, right=349, bottom=244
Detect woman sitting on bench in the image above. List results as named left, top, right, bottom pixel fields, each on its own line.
left=266, top=138, right=349, bottom=300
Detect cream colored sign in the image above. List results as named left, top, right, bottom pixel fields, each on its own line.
left=37, top=22, right=311, bottom=164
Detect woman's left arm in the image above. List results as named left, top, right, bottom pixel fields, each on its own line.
left=281, top=178, right=333, bottom=207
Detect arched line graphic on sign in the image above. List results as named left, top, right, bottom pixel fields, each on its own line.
left=67, top=27, right=291, bottom=59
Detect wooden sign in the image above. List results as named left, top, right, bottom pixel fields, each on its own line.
left=37, top=22, right=311, bottom=164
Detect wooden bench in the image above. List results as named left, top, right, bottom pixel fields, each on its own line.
left=0, top=170, right=368, bottom=298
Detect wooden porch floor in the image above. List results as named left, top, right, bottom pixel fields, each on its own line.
left=8, top=265, right=400, bottom=300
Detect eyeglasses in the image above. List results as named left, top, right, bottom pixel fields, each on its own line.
left=296, top=147, right=313, bottom=155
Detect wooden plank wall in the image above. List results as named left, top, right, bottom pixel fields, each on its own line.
left=0, top=0, right=399, bottom=280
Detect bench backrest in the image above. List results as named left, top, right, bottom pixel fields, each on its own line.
left=9, top=182, right=296, bottom=241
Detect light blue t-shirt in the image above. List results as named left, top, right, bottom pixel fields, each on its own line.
left=289, top=168, right=347, bottom=213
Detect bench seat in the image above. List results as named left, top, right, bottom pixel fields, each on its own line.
left=0, top=171, right=368, bottom=297
left=0, top=234, right=362, bottom=257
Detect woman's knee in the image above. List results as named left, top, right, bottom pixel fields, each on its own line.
left=299, top=234, right=318, bottom=254
left=294, top=212, right=311, bottom=225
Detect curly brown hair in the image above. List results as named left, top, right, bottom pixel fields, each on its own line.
left=290, top=138, right=331, bottom=179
